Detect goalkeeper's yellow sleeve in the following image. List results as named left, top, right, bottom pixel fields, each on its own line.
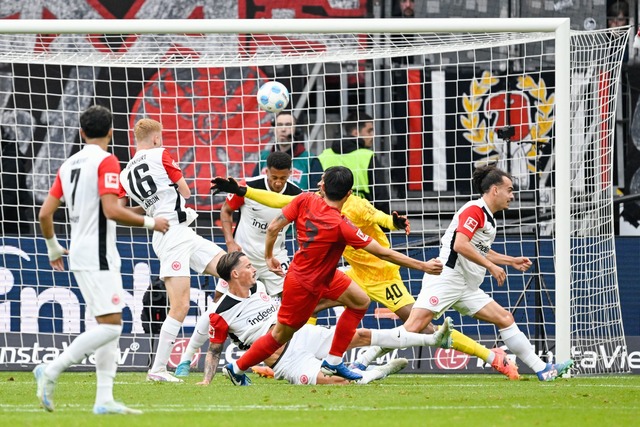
left=245, top=187, right=295, bottom=208
left=347, top=195, right=396, bottom=230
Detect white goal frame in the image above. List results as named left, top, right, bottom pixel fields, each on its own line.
left=3, top=17, right=623, bottom=374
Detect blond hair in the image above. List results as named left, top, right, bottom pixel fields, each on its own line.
left=134, top=119, right=162, bottom=145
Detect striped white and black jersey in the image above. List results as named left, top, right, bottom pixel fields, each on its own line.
left=49, top=144, right=121, bottom=271
left=225, top=176, right=302, bottom=266
left=119, top=147, right=187, bottom=226
left=208, top=281, right=278, bottom=350
left=439, top=198, right=497, bottom=289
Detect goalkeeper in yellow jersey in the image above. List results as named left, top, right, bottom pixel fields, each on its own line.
left=210, top=177, right=520, bottom=380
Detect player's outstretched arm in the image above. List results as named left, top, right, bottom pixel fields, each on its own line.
left=362, top=239, right=443, bottom=275
left=210, top=177, right=294, bottom=208
left=487, top=250, right=532, bottom=272
left=196, top=343, right=223, bottom=386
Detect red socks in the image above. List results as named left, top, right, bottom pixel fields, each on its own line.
left=328, top=307, right=367, bottom=357
left=236, top=332, right=283, bottom=372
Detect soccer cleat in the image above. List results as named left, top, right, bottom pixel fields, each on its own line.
left=146, top=369, right=183, bottom=383
left=350, top=361, right=368, bottom=371
left=537, top=359, right=574, bottom=382
left=93, top=401, right=143, bottom=415
left=251, top=365, right=275, bottom=379
left=434, top=317, right=454, bottom=349
left=33, top=364, right=55, bottom=412
left=490, top=348, right=520, bottom=380
left=320, top=360, right=363, bottom=381
left=374, top=358, right=409, bottom=379
left=174, top=361, right=191, bottom=377
left=222, top=363, right=252, bottom=386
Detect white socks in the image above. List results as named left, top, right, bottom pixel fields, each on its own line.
left=150, top=316, right=182, bottom=373
left=94, top=325, right=123, bottom=405
left=370, top=325, right=435, bottom=348
left=180, top=314, right=210, bottom=364
left=45, top=323, right=122, bottom=380
left=500, top=323, right=547, bottom=373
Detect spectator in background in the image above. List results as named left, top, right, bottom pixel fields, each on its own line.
left=607, top=1, right=629, bottom=28
left=397, top=0, right=415, bottom=18
left=253, top=111, right=322, bottom=191
left=318, top=111, right=391, bottom=213
left=0, top=132, right=33, bottom=235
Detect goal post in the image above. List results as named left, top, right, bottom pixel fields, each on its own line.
left=0, top=18, right=629, bottom=376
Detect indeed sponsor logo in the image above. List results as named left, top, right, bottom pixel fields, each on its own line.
left=247, top=305, right=277, bottom=326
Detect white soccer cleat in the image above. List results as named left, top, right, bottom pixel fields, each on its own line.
left=33, top=363, right=56, bottom=412
left=146, top=369, right=183, bottom=383
left=374, top=357, right=409, bottom=379
left=433, top=317, right=454, bottom=349
left=93, top=401, right=143, bottom=415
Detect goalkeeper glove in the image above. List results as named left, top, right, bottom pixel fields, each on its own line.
left=392, top=211, right=410, bottom=232
left=210, top=177, right=247, bottom=197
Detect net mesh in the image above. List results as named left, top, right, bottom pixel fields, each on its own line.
left=0, top=24, right=630, bottom=375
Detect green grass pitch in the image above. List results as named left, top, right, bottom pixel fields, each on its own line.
left=1, top=371, right=638, bottom=427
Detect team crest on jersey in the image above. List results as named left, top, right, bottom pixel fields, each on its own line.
left=463, top=217, right=479, bottom=233
left=259, top=292, right=269, bottom=302
left=299, top=374, right=309, bottom=385
left=104, top=173, right=119, bottom=189
left=172, top=261, right=182, bottom=271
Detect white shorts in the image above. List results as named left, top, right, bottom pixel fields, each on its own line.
left=216, top=258, right=289, bottom=297
left=73, top=270, right=125, bottom=317
left=272, top=324, right=334, bottom=385
left=152, top=224, right=224, bottom=280
left=414, top=268, right=493, bottom=318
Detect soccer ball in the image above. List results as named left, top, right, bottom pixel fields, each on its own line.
left=257, top=81, right=290, bottom=113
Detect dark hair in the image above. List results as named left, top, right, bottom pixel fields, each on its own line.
left=608, top=1, right=629, bottom=17
left=323, top=166, right=354, bottom=201
left=266, top=151, right=292, bottom=170
left=216, top=251, right=246, bottom=282
left=344, top=110, right=373, bottom=136
left=80, top=105, right=112, bottom=138
left=472, top=164, right=511, bottom=195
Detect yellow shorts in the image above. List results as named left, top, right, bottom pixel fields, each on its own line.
left=345, top=268, right=415, bottom=311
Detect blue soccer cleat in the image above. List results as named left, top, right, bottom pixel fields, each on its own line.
left=537, top=359, right=574, bottom=381
left=320, top=360, right=363, bottom=381
left=222, top=363, right=252, bottom=386
left=174, top=360, right=191, bottom=377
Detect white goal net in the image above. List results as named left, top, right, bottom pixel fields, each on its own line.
left=0, top=19, right=630, bottom=376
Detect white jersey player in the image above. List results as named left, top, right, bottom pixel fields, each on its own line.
left=174, top=252, right=453, bottom=386
left=118, top=118, right=226, bottom=383
left=35, top=105, right=169, bottom=415
left=219, top=151, right=302, bottom=297
left=406, top=165, right=573, bottom=381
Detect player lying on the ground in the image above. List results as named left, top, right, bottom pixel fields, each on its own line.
left=181, top=251, right=453, bottom=386
left=210, top=176, right=520, bottom=380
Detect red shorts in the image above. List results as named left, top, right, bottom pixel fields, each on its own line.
left=278, top=269, right=352, bottom=329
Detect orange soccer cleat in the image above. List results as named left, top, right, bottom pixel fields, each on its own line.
left=251, top=365, right=275, bottom=379
left=490, top=347, right=520, bottom=380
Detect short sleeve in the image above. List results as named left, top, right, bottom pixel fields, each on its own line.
left=208, top=312, right=229, bottom=345
left=50, top=172, right=63, bottom=199
left=339, top=218, right=372, bottom=250
left=161, top=149, right=183, bottom=183
left=97, top=155, right=122, bottom=196
left=456, top=205, right=485, bottom=239
left=281, top=192, right=305, bottom=222
left=225, top=193, right=245, bottom=211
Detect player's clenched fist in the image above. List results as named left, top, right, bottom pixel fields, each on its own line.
left=423, top=258, right=443, bottom=275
